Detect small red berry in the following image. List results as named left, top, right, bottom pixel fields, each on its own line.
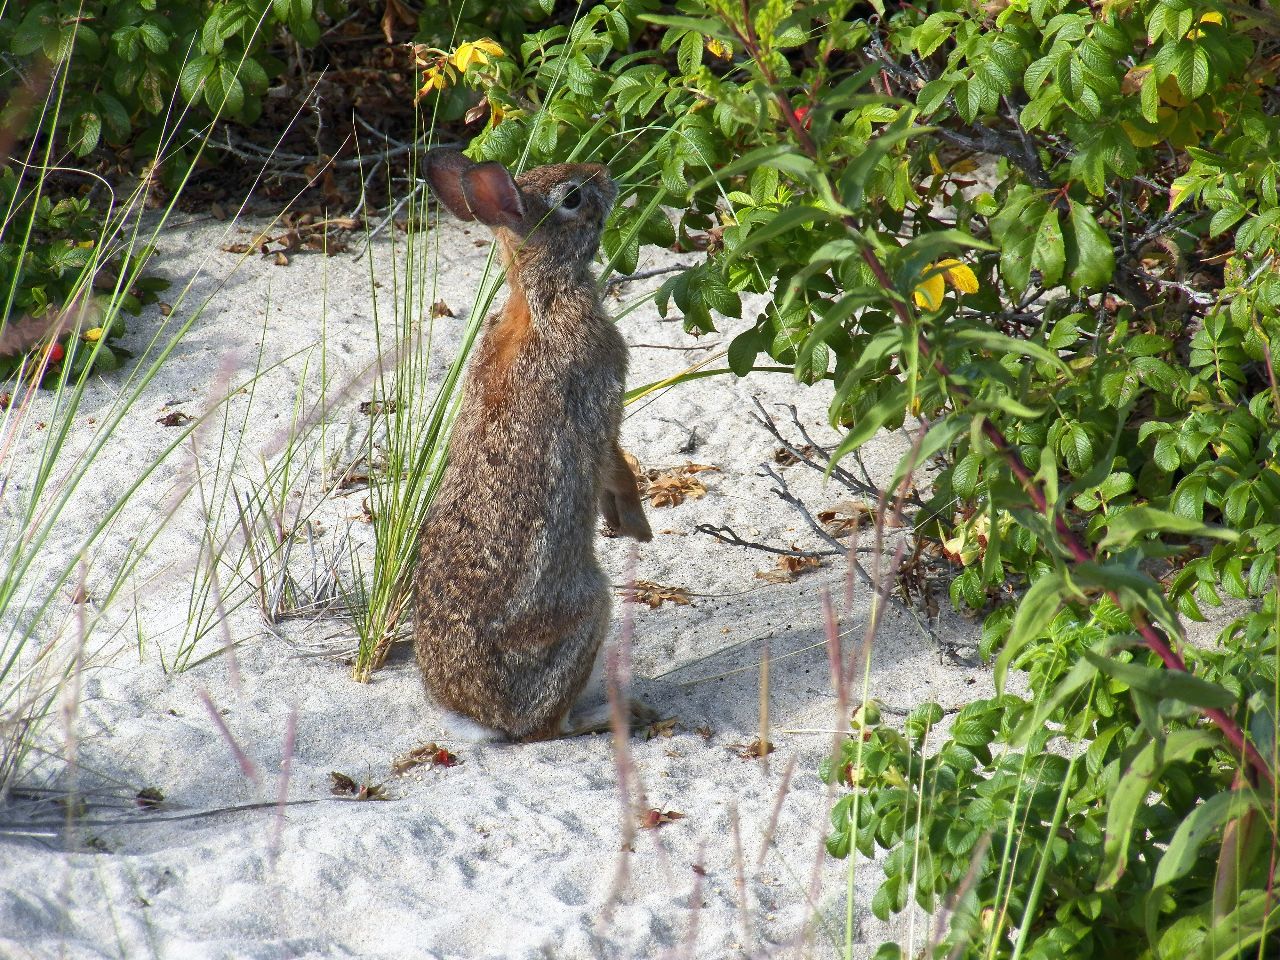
left=48, top=343, right=65, bottom=363
left=794, top=106, right=812, bottom=129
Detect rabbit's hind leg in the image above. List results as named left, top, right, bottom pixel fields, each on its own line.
left=441, top=710, right=510, bottom=744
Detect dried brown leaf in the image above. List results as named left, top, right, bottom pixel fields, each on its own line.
left=627, top=580, right=692, bottom=609
left=644, top=717, right=679, bottom=740
left=329, top=771, right=389, bottom=801
left=639, top=462, right=720, bottom=506
left=431, top=300, right=454, bottom=318
left=729, top=737, right=776, bottom=760
left=773, top=444, right=814, bottom=466
left=156, top=410, right=194, bottom=428
left=755, top=554, right=822, bottom=584
left=817, top=500, right=871, bottom=537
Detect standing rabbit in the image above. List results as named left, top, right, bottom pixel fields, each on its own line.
left=412, top=149, right=652, bottom=742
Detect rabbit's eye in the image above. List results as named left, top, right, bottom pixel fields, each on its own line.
left=553, top=183, right=583, bottom=212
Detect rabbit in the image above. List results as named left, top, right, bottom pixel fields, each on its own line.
left=412, top=148, right=653, bottom=743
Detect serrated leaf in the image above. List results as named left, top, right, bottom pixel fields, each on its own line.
left=952, top=453, right=981, bottom=499
left=69, top=110, right=101, bottom=157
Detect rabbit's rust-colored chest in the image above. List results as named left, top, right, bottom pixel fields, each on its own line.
left=477, top=289, right=533, bottom=411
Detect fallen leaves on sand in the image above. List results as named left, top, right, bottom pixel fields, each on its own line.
left=638, top=808, right=686, bottom=830
left=643, top=717, right=679, bottom=740
left=626, top=580, right=691, bottom=609
left=818, top=500, right=872, bottom=537
left=392, top=742, right=460, bottom=775
left=156, top=410, right=194, bottom=427
left=641, top=462, right=720, bottom=507
left=134, top=787, right=165, bottom=809
left=329, top=771, right=390, bottom=801
left=729, top=737, right=776, bottom=760
left=222, top=214, right=356, bottom=260
left=773, top=444, right=814, bottom=466
left=755, top=553, right=823, bottom=584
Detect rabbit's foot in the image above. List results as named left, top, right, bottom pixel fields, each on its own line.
left=563, top=698, right=660, bottom=737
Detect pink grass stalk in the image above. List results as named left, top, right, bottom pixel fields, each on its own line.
left=197, top=688, right=261, bottom=786
left=268, top=705, right=298, bottom=866
left=729, top=802, right=752, bottom=949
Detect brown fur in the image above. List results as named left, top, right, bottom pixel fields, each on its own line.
left=413, top=151, right=651, bottom=741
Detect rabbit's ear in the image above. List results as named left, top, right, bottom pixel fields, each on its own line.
left=461, top=162, right=525, bottom=230
left=425, top=148, right=479, bottom=222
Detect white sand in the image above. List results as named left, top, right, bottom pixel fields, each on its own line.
left=0, top=211, right=989, bottom=959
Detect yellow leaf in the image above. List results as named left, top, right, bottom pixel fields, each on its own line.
left=913, top=270, right=946, bottom=310
left=82, top=327, right=103, bottom=342
left=705, top=38, right=732, bottom=59
left=416, top=65, right=451, bottom=100
left=1121, top=121, right=1163, bottom=148
left=938, top=258, right=979, bottom=294
left=1158, top=75, right=1189, bottom=108
left=452, top=38, right=503, bottom=72
left=929, top=152, right=945, bottom=176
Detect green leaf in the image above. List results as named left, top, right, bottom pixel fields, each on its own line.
left=638, top=14, right=735, bottom=42
left=216, top=62, right=245, bottom=115
left=1153, top=433, right=1180, bottom=471
left=179, top=56, right=215, bottom=104
left=725, top=206, right=833, bottom=265
left=1082, top=649, right=1236, bottom=709
left=1066, top=199, right=1115, bottom=293
left=1011, top=635, right=1141, bottom=745
left=1100, top=730, right=1219, bottom=889
left=138, top=21, right=168, bottom=53
left=727, top=328, right=761, bottom=377
left=828, top=380, right=909, bottom=467
left=1140, top=70, right=1160, bottom=123
left=952, top=452, right=981, bottom=499
left=692, top=145, right=815, bottom=191
left=995, top=571, right=1071, bottom=693
left=838, top=112, right=917, bottom=209
left=1152, top=789, right=1258, bottom=893
left=677, top=30, right=702, bottom=75
left=1098, top=507, right=1240, bottom=552
left=1073, top=561, right=1185, bottom=641
left=953, top=328, right=1069, bottom=375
